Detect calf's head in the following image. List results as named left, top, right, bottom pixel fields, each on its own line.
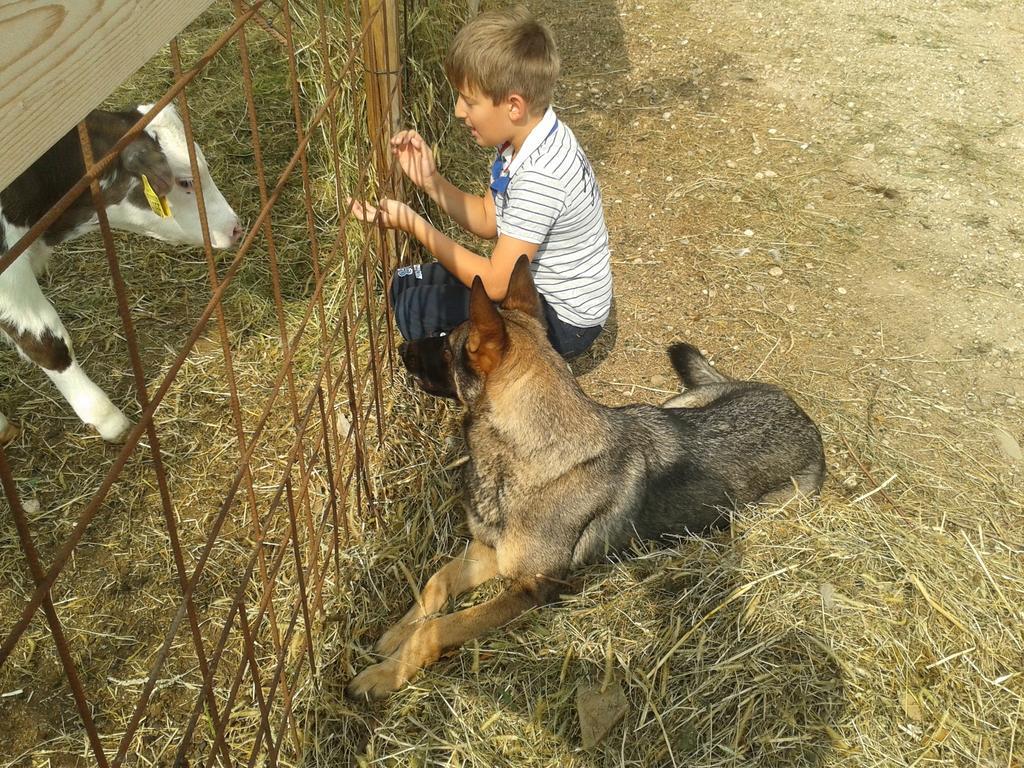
left=109, top=104, right=241, bottom=249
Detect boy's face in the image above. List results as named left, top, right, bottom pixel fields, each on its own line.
left=454, top=85, right=515, bottom=148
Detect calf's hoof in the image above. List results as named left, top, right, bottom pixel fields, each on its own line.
left=92, top=410, right=134, bottom=444
left=0, top=420, right=21, bottom=445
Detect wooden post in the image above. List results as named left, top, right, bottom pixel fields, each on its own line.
left=359, top=0, right=403, bottom=372
left=360, top=0, right=403, bottom=268
left=360, top=0, right=402, bottom=201
left=0, top=0, right=215, bottom=189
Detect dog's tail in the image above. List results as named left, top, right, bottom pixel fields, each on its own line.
left=668, top=343, right=731, bottom=388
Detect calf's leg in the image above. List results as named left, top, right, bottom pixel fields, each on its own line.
left=0, top=256, right=131, bottom=442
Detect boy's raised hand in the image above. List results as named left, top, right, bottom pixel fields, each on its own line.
left=390, top=130, right=437, bottom=191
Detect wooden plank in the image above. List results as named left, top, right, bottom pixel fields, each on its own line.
left=359, top=0, right=401, bottom=180
left=0, top=0, right=215, bottom=190
left=360, top=0, right=402, bottom=254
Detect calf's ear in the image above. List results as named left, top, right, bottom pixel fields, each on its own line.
left=122, top=136, right=173, bottom=196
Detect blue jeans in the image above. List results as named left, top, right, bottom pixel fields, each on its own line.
left=389, top=262, right=603, bottom=359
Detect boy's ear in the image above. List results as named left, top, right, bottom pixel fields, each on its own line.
left=467, top=276, right=507, bottom=375
left=507, top=93, right=527, bottom=122
left=500, top=254, right=544, bottom=322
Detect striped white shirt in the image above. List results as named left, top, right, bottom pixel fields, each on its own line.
left=492, top=108, right=612, bottom=327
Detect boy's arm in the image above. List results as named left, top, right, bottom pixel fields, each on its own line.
left=422, top=175, right=497, bottom=241
left=407, top=213, right=536, bottom=299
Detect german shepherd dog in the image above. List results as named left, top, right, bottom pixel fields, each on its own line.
left=346, top=257, right=825, bottom=699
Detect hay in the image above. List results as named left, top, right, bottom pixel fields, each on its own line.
left=307, top=401, right=1023, bottom=766
left=301, top=0, right=1024, bottom=765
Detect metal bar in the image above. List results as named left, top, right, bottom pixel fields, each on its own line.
left=170, top=268, right=360, bottom=763
left=316, top=385, right=344, bottom=579
left=167, top=39, right=287, bottom=766
left=0, top=450, right=110, bottom=767
left=201, top=319, right=367, bottom=763
left=113, top=204, right=358, bottom=764
left=228, top=0, right=304, bottom=738
left=0, top=49, right=359, bottom=662
left=1, top=2, right=411, bottom=764
left=77, top=111, right=234, bottom=768
left=278, top=0, right=329, bottom=577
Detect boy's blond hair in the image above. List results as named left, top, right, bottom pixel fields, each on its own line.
left=444, top=6, right=560, bottom=111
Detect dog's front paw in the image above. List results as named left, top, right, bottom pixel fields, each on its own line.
left=345, top=660, right=410, bottom=700
left=375, top=619, right=419, bottom=657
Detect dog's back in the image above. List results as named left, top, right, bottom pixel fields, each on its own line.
left=566, top=344, right=824, bottom=564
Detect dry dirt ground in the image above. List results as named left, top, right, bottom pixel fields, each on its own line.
left=551, top=0, right=1023, bottom=458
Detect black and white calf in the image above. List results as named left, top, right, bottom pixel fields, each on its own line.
left=0, top=104, right=241, bottom=444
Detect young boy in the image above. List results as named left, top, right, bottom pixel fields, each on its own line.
left=351, top=6, right=612, bottom=359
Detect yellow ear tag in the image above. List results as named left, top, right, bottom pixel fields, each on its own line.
left=141, top=174, right=172, bottom=218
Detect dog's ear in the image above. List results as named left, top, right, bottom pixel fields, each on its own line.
left=500, top=254, right=544, bottom=322
left=467, top=276, right=507, bottom=375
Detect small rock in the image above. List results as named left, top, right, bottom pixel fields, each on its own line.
left=862, top=143, right=875, bottom=154
left=631, top=257, right=643, bottom=264
left=726, top=160, right=737, bottom=168
left=743, top=228, right=754, bottom=236
left=577, top=680, right=629, bottom=749
left=988, top=199, right=999, bottom=207
left=837, top=287, right=848, bottom=295
left=787, top=304, right=796, bottom=313
left=763, top=169, right=777, bottom=178
left=994, top=428, right=1022, bottom=462
left=852, top=346, right=864, bottom=356
left=901, top=690, right=924, bottom=722
left=769, top=266, right=784, bottom=277
left=820, top=583, right=837, bottom=610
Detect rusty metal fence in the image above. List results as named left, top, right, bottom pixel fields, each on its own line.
left=0, top=0, right=419, bottom=763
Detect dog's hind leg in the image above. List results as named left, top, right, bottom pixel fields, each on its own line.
left=757, top=463, right=826, bottom=506
left=349, top=575, right=560, bottom=699
left=375, top=539, right=497, bottom=656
